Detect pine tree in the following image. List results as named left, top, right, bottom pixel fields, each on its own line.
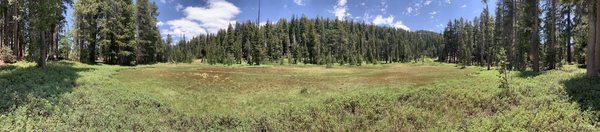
left=528, top=0, right=541, bottom=72
left=136, top=0, right=161, bottom=64
left=545, top=0, right=559, bottom=70
left=115, top=0, right=137, bottom=65
left=27, top=0, right=71, bottom=67
left=74, top=0, right=101, bottom=64
left=587, top=0, right=600, bottom=77
left=503, top=0, right=516, bottom=70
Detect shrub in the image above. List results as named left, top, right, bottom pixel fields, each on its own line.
left=0, top=46, right=16, bottom=63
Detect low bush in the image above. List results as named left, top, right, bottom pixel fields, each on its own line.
left=0, top=46, right=16, bottom=63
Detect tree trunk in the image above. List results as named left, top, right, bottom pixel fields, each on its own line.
left=17, top=23, right=23, bottom=60
left=530, top=0, right=540, bottom=72
left=504, top=0, right=516, bottom=70
left=595, top=1, right=600, bottom=76
left=1, top=7, right=6, bottom=50
left=52, top=25, right=58, bottom=60
left=37, top=30, right=47, bottom=68
left=0, top=10, right=3, bottom=50
left=13, top=18, right=20, bottom=60
left=588, top=1, right=600, bottom=77
left=566, top=5, right=574, bottom=64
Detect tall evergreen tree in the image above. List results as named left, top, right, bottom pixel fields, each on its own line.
left=136, top=0, right=161, bottom=64
left=545, top=0, right=559, bottom=70
left=26, top=0, right=72, bottom=67
left=528, top=0, right=542, bottom=72
left=587, top=0, right=600, bottom=77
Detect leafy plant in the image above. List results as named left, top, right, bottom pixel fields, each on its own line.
left=0, top=46, right=16, bottom=63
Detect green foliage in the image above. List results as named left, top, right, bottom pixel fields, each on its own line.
left=0, top=46, right=16, bottom=63
left=58, top=32, right=73, bottom=60
left=135, top=0, right=161, bottom=64
left=441, top=0, right=584, bottom=72
left=74, top=0, right=159, bottom=66
left=167, top=17, right=443, bottom=66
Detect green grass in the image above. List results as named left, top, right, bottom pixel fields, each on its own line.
left=0, top=61, right=598, bottom=131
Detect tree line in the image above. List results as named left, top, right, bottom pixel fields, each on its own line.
left=169, top=17, right=443, bottom=66
left=0, top=0, right=162, bottom=67
left=441, top=0, right=600, bottom=77
left=74, top=0, right=163, bottom=65
left=1, top=0, right=599, bottom=77
left=0, top=0, right=72, bottom=67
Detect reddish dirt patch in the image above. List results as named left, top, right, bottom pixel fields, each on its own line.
left=363, top=66, right=468, bottom=86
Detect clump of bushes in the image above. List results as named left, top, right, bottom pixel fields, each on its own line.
left=0, top=46, right=16, bottom=63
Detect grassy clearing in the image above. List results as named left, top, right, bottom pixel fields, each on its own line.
left=0, top=61, right=598, bottom=131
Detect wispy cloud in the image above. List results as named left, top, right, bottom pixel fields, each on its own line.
left=332, top=0, right=349, bottom=20
left=176, top=3, right=184, bottom=11
left=429, top=11, right=438, bottom=19
left=436, top=24, right=444, bottom=28
left=160, top=0, right=174, bottom=4
left=403, top=0, right=435, bottom=16
left=293, top=0, right=306, bottom=6
left=429, top=11, right=437, bottom=15
left=424, top=0, right=432, bottom=5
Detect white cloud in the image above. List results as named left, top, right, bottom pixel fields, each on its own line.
left=332, top=0, right=349, bottom=20
left=406, top=7, right=414, bottom=14
left=380, top=0, right=389, bottom=14
left=429, top=11, right=437, bottom=18
left=163, top=0, right=241, bottom=39
left=373, top=15, right=410, bottom=31
left=404, top=0, right=433, bottom=16
left=392, top=22, right=410, bottom=31
left=436, top=24, right=444, bottom=28
left=294, top=0, right=306, bottom=6
left=461, top=4, right=467, bottom=8
left=373, top=15, right=394, bottom=26
left=183, top=0, right=241, bottom=33
left=157, top=21, right=164, bottom=26
left=259, top=21, right=267, bottom=26
left=164, top=19, right=207, bottom=38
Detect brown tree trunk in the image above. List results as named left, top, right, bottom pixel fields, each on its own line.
left=0, top=11, right=3, bottom=50
left=566, top=5, right=574, bottom=64
left=18, top=29, right=23, bottom=60
left=588, top=1, right=600, bottom=77
left=504, top=0, right=516, bottom=70
left=1, top=8, right=6, bottom=50
left=13, top=18, right=19, bottom=60
left=530, top=0, right=541, bottom=72
left=52, top=24, right=58, bottom=60
left=37, top=30, right=47, bottom=68
left=595, top=1, right=600, bottom=76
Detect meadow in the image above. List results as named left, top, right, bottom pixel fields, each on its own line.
left=0, top=61, right=598, bottom=131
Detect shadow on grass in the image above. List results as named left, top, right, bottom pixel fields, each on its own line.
left=518, top=71, right=543, bottom=78
left=0, top=61, right=93, bottom=113
left=561, top=75, right=600, bottom=121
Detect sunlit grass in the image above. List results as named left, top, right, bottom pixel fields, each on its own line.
left=0, top=61, right=597, bottom=131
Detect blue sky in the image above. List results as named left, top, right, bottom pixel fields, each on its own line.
left=67, top=0, right=497, bottom=40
